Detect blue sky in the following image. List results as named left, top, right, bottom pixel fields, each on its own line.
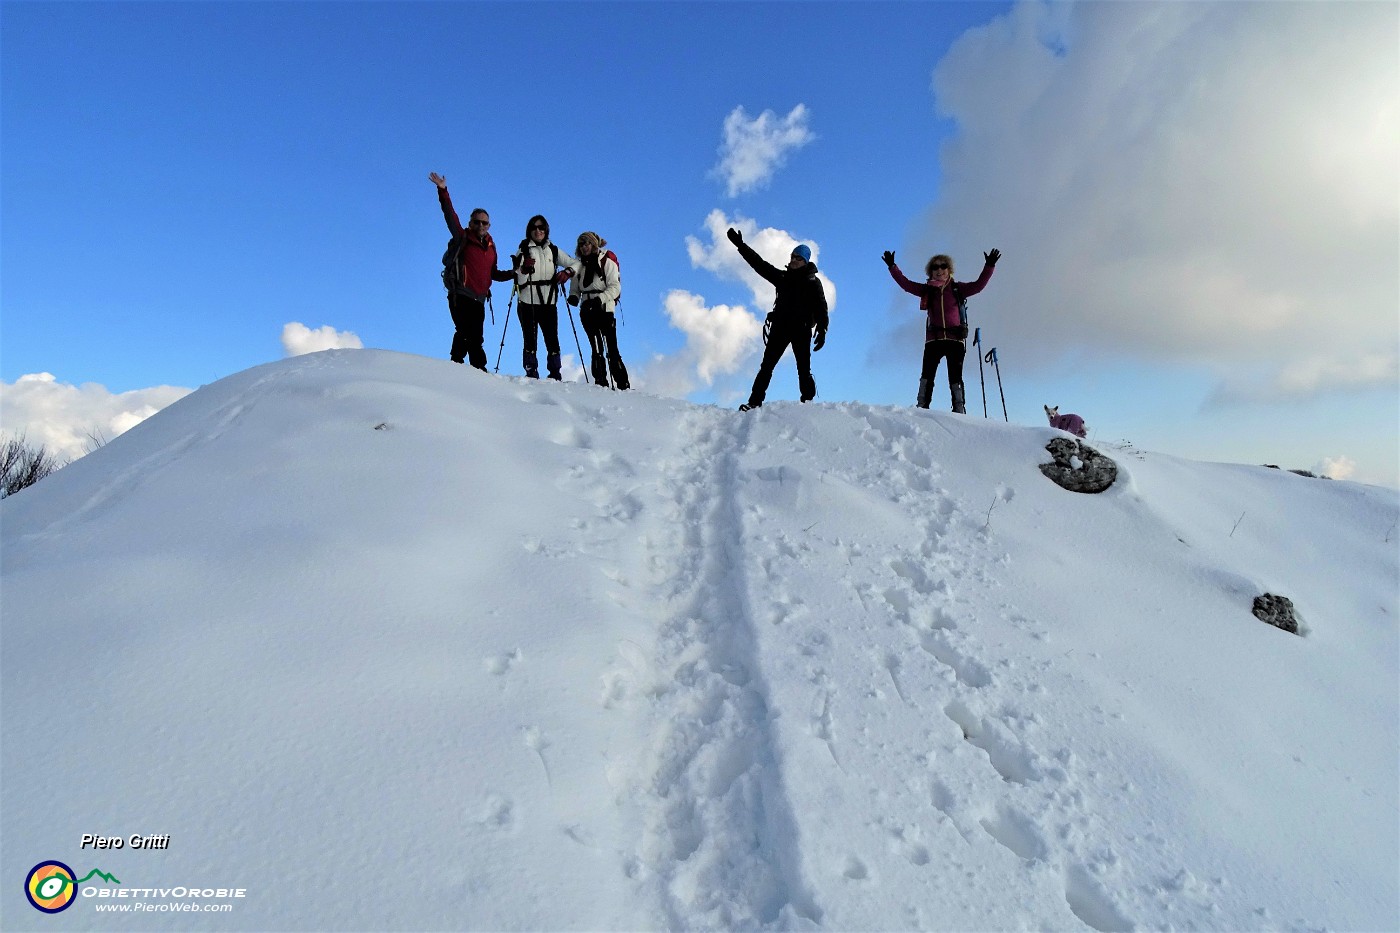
left=4, top=1, right=1397, bottom=486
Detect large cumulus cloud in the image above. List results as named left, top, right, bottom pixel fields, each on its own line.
left=912, top=0, right=1398, bottom=403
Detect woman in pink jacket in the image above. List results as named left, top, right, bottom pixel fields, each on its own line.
left=884, top=247, right=1000, bottom=412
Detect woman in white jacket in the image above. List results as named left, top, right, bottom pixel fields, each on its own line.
left=512, top=215, right=573, bottom=380
left=562, top=231, right=628, bottom=389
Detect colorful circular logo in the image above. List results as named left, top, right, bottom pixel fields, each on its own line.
left=25, top=861, right=77, bottom=913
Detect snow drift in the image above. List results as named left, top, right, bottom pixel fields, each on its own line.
left=3, top=349, right=1396, bottom=931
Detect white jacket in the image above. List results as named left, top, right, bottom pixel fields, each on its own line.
left=566, top=250, right=621, bottom=315
left=512, top=240, right=575, bottom=306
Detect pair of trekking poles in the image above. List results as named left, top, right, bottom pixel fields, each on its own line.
left=490, top=279, right=617, bottom=390
left=973, top=327, right=1008, bottom=421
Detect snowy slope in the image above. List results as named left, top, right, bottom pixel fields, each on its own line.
left=3, top=349, right=1396, bottom=932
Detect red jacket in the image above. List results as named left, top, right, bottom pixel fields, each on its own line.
left=437, top=186, right=512, bottom=298
left=889, top=260, right=994, bottom=343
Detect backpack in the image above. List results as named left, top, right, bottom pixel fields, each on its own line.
left=442, top=235, right=466, bottom=294
left=604, top=250, right=621, bottom=312
left=580, top=249, right=623, bottom=318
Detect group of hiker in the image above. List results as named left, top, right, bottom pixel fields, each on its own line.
left=431, top=173, right=628, bottom=389
left=430, top=172, right=1001, bottom=412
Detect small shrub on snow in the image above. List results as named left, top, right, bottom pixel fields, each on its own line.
left=1, top=434, right=66, bottom=498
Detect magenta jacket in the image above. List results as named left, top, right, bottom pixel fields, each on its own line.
left=437, top=186, right=512, bottom=299
left=889, top=260, right=994, bottom=343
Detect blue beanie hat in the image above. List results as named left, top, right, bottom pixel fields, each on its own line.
left=791, top=244, right=812, bottom=262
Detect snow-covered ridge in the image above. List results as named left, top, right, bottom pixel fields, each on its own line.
left=3, top=349, right=1396, bottom=931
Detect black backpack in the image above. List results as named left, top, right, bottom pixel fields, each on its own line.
left=442, top=235, right=466, bottom=294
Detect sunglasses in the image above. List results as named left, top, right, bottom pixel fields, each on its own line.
left=471, top=218, right=490, bottom=228
left=931, top=263, right=950, bottom=271
left=529, top=225, right=547, bottom=232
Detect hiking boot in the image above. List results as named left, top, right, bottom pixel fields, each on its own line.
left=523, top=350, right=539, bottom=379
left=590, top=354, right=609, bottom=386
left=951, top=383, right=967, bottom=414
left=739, top=401, right=762, bottom=412
left=546, top=353, right=562, bottom=381
left=916, top=379, right=933, bottom=409
left=609, top=357, right=630, bottom=390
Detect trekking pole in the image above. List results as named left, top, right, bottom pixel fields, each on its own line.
left=562, top=298, right=586, bottom=382
left=974, top=327, right=988, bottom=417
left=558, top=269, right=588, bottom=383
left=486, top=293, right=495, bottom=327
left=601, top=328, right=616, bottom=391
left=493, top=283, right=517, bottom=374
left=984, top=347, right=1008, bottom=421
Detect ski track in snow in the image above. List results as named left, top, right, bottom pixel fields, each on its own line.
left=634, top=406, right=822, bottom=930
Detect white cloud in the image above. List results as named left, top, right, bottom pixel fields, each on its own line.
left=1206, top=352, right=1399, bottom=407
left=1, top=372, right=191, bottom=462
left=637, top=351, right=702, bottom=400
left=638, top=291, right=763, bottom=400
left=281, top=322, right=363, bottom=357
left=685, top=209, right=838, bottom=314
left=1316, top=456, right=1357, bottom=481
left=557, top=354, right=585, bottom=384
left=917, top=0, right=1399, bottom=400
left=663, top=290, right=763, bottom=385
left=711, top=104, right=815, bottom=197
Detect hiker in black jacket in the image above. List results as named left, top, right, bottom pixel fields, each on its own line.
left=727, top=227, right=829, bottom=411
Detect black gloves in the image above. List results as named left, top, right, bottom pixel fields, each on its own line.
left=582, top=296, right=603, bottom=314
left=956, top=324, right=969, bottom=340
left=567, top=295, right=579, bottom=307
left=881, top=250, right=895, bottom=268
left=726, top=227, right=743, bottom=246
left=813, top=329, right=826, bottom=352
left=984, top=248, right=1001, bottom=266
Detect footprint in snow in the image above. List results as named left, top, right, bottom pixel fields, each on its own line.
left=1065, top=864, right=1135, bottom=932
left=552, top=425, right=591, bottom=449
left=980, top=803, right=1048, bottom=862
left=483, top=649, right=521, bottom=675
left=474, top=795, right=515, bottom=833
left=841, top=855, right=872, bottom=882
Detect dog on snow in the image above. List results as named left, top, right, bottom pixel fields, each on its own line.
left=1044, top=405, right=1088, bottom=438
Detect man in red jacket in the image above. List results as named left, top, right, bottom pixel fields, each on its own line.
left=430, top=172, right=513, bottom=369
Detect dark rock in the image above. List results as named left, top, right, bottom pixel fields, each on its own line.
left=1252, top=593, right=1301, bottom=635
left=1039, top=438, right=1118, bottom=494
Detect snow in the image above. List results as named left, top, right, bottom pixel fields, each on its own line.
left=3, top=348, right=1396, bottom=931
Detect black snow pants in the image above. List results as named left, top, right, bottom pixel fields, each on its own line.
left=448, top=292, right=488, bottom=370
left=921, top=339, right=966, bottom=399
left=518, top=302, right=562, bottom=378
left=579, top=304, right=629, bottom=389
left=748, top=318, right=815, bottom=406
